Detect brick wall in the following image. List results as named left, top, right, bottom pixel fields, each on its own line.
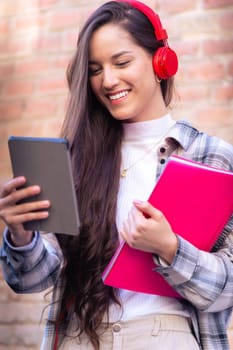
left=0, top=0, right=232, bottom=348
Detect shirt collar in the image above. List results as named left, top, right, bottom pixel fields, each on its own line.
left=166, top=120, right=200, bottom=151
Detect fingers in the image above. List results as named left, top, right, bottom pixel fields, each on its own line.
left=133, top=199, right=164, bottom=220
left=6, top=207, right=50, bottom=226
left=3, top=185, right=41, bottom=207
left=120, top=200, right=166, bottom=248
left=120, top=206, right=143, bottom=246
left=0, top=199, right=50, bottom=225
left=0, top=176, right=42, bottom=208
left=10, top=200, right=50, bottom=216
left=0, top=177, right=50, bottom=228
left=120, top=200, right=177, bottom=261
left=125, top=200, right=161, bottom=233
left=0, top=176, right=26, bottom=198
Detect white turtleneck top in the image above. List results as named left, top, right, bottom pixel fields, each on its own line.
left=108, top=114, right=189, bottom=322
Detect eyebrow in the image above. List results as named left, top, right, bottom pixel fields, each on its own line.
left=88, top=50, right=132, bottom=64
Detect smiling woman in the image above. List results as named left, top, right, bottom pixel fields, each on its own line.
left=0, top=1, right=233, bottom=350
left=88, top=23, right=167, bottom=122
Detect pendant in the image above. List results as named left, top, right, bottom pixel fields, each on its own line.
left=121, top=169, right=127, bottom=177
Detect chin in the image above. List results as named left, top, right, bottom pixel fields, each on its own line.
left=110, top=110, right=134, bottom=122
left=112, top=115, right=133, bottom=122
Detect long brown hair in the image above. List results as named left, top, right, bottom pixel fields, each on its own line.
left=56, top=1, right=175, bottom=349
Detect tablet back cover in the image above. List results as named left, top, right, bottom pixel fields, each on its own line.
left=8, top=136, right=80, bottom=235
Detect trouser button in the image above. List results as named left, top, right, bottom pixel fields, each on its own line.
left=112, top=323, right=121, bottom=332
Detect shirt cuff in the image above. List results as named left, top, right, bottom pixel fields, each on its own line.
left=3, top=227, right=39, bottom=252
left=153, top=254, right=170, bottom=267
left=153, top=236, right=199, bottom=286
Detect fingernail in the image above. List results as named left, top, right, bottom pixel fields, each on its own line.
left=17, top=176, right=26, bottom=182
left=133, top=199, right=143, bottom=205
left=32, top=186, right=40, bottom=193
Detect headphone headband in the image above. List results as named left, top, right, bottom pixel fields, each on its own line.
left=116, top=0, right=178, bottom=79
left=121, top=0, right=168, bottom=41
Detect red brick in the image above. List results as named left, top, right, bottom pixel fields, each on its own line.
left=0, top=18, right=9, bottom=36
left=219, top=11, right=233, bottom=30
left=0, top=1, right=17, bottom=17
left=49, top=8, right=82, bottom=30
left=173, top=41, right=200, bottom=57
left=38, top=76, right=68, bottom=93
left=228, top=60, right=233, bottom=76
left=36, top=33, right=61, bottom=52
left=203, top=39, right=233, bottom=55
left=214, top=85, right=233, bottom=101
left=0, top=267, right=3, bottom=280
left=0, top=138, right=10, bottom=153
left=0, top=281, right=13, bottom=302
left=23, top=96, right=58, bottom=118
left=0, top=0, right=45, bottom=17
left=3, top=80, right=35, bottom=96
left=0, top=323, right=44, bottom=346
left=41, top=118, right=64, bottom=136
left=0, top=39, right=9, bottom=57
left=50, top=56, right=71, bottom=72
left=0, top=115, right=63, bottom=164
left=183, top=61, right=225, bottom=81
left=14, top=14, right=47, bottom=32
left=0, top=63, right=14, bottom=78
left=7, top=37, right=30, bottom=56
left=1, top=301, right=45, bottom=322
left=0, top=346, right=37, bottom=350
left=0, top=100, right=24, bottom=120
left=4, top=121, right=47, bottom=137
left=204, top=0, right=233, bottom=8
left=40, top=0, right=59, bottom=7
left=62, top=29, right=79, bottom=50
left=177, top=85, right=210, bottom=102
left=0, top=163, right=11, bottom=182
left=194, top=106, right=232, bottom=123
left=157, top=0, right=196, bottom=13
left=0, top=0, right=56, bottom=21
left=13, top=59, right=51, bottom=77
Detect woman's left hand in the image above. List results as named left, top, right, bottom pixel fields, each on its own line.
left=120, top=200, right=178, bottom=265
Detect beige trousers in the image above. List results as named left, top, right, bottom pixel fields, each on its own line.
left=59, top=314, right=200, bottom=350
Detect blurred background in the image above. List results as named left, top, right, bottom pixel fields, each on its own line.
left=0, top=0, right=232, bottom=349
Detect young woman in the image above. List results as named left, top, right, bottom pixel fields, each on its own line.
left=0, top=1, right=233, bottom=349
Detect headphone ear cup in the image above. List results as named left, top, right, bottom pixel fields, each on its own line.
left=153, top=47, right=178, bottom=79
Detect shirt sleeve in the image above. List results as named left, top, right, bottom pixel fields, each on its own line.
left=154, top=226, right=233, bottom=312
left=155, top=129, right=233, bottom=312
left=0, top=228, right=63, bottom=293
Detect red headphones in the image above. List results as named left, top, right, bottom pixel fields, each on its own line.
left=117, top=0, right=178, bottom=79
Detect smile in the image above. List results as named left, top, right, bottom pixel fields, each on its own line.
left=108, top=90, right=129, bottom=101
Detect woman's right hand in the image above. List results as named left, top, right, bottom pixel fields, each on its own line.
left=0, top=176, right=50, bottom=246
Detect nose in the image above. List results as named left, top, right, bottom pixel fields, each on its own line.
left=102, top=67, right=119, bottom=90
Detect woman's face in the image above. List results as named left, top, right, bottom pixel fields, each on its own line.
left=88, top=23, right=165, bottom=123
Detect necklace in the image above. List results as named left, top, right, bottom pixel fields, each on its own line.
left=120, top=123, right=175, bottom=178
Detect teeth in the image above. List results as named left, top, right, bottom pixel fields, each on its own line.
left=109, top=91, right=128, bottom=100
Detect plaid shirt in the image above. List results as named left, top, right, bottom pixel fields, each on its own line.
left=1, top=120, right=233, bottom=350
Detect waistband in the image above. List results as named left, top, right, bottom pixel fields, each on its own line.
left=103, top=314, right=192, bottom=334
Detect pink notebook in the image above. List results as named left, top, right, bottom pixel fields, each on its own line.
left=102, top=155, right=233, bottom=298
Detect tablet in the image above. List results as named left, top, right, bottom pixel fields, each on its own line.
left=8, top=136, right=80, bottom=235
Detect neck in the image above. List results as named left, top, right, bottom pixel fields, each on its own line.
left=122, top=114, right=174, bottom=141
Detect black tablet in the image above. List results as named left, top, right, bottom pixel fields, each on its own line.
left=8, top=136, right=80, bottom=235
